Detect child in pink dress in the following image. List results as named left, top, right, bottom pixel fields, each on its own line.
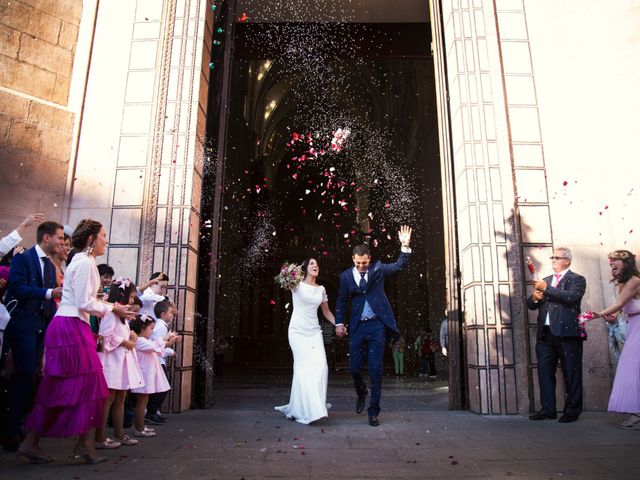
left=95, top=279, right=145, bottom=448
left=130, top=315, right=179, bottom=437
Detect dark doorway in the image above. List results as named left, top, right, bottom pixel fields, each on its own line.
left=195, top=12, right=447, bottom=406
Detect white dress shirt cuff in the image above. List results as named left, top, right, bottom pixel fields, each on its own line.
left=45, top=289, right=52, bottom=300
left=401, top=246, right=412, bottom=253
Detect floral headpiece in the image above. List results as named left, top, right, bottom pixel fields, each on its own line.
left=608, top=251, right=634, bottom=261
left=139, top=313, right=152, bottom=322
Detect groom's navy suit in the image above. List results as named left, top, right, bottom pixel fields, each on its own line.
left=336, top=251, right=410, bottom=416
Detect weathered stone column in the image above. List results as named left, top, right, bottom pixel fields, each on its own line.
left=432, top=0, right=536, bottom=414
left=67, top=0, right=213, bottom=411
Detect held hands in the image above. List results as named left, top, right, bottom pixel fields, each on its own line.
left=593, top=312, right=616, bottom=323
left=51, top=287, right=63, bottom=299
left=164, top=331, right=182, bottom=346
left=398, top=225, right=412, bottom=247
left=533, top=279, right=547, bottom=292
left=335, top=324, right=347, bottom=337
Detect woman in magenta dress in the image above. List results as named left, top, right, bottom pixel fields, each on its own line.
left=591, top=250, right=640, bottom=429
left=17, top=219, right=135, bottom=464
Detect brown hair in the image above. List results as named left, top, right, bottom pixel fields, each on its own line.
left=71, top=219, right=102, bottom=250
left=352, top=244, right=371, bottom=257
left=36, top=221, right=63, bottom=243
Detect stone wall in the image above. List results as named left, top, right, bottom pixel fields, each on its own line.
left=0, top=0, right=82, bottom=240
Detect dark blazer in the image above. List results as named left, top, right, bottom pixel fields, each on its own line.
left=336, top=252, right=410, bottom=334
left=4, top=246, right=56, bottom=334
left=526, top=269, right=586, bottom=339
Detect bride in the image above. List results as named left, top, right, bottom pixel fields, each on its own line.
left=275, top=258, right=336, bottom=424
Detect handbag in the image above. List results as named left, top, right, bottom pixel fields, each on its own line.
left=0, top=300, right=17, bottom=378
left=0, top=299, right=17, bottom=353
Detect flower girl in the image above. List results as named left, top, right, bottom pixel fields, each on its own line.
left=129, top=315, right=178, bottom=437
left=95, top=279, right=144, bottom=448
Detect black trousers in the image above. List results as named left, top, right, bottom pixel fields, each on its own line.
left=147, top=364, right=169, bottom=415
left=535, top=326, right=583, bottom=417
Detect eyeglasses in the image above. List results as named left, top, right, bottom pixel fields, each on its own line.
left=549, top=256, right=568, bottom=260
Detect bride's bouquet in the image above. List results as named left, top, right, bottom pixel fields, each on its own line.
left=274, top=262, right=303, bottom=290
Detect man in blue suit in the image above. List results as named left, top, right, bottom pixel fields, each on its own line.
left=335, top=225, right=412, bottom=426
left=1, top=221, right=63, bottom=451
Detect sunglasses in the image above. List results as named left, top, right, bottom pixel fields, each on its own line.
left=549, top=256, right=568, bottom=260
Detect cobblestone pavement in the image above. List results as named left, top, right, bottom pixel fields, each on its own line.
left=1, top=372, right=639, bottom=479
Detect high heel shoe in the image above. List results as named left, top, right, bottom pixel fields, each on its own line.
left=72, top=447, right=108, bottom=465
left=16, top=447, right=54, bottom=464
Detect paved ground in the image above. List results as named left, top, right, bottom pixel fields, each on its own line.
left=1, top=372, right=639, bottom=479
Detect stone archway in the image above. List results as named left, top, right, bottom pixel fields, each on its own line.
left=52, top=0, right=549, bottom=415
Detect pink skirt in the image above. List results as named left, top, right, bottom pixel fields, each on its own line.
left=25, top=315, right=108, bottom=437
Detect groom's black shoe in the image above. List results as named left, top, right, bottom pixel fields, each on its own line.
left=529, top=411, right=557, bottom=420
left=356, top=387, right=368, bottom=414
left=368, top=415, right=380, bottom=427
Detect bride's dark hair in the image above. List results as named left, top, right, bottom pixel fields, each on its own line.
left=301, top=258, right=317, bottom=277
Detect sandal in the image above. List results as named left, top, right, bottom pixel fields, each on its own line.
left=72, top=447, right=108, bottom=465
left=133, top=428, right=156, bottom=437
left=618, top=414, right=640, bottom=429
left=95, top=437, right=121, bottom=449
left=116, top=435, right=139, bottom=446
left=16, top=447, right=54, bottom=464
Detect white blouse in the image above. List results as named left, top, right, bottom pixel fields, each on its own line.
left=56, top=252, right=113, bottom=323
left=0, top=229, right=21, bottom=258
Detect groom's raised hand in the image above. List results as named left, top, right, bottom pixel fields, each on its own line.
left=398, top=225, right=412, bottom=247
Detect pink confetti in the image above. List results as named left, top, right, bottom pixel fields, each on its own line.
left=269, top=299, right=276, bottom=305
left=562, top=180, right=568, bottom=186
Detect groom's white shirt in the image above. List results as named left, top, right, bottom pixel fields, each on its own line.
left=337, top=246, right=412, bottom=327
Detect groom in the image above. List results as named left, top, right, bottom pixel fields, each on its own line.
left=335, top=225, right=412, bottom=426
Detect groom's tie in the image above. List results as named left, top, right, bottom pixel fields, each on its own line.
left=42, top=256, right=55, bottom=318
left=359, top=271, right=367, bottom=291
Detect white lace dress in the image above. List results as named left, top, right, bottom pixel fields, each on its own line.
left=275, top=282, right=329, bottom=424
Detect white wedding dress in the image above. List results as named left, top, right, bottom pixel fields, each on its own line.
left=275, top=282, right=329, bottom=424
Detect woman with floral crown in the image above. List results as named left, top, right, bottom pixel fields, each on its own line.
left=591, top=250, right=640, bottom=429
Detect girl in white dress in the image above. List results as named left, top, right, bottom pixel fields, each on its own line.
left=275, top=258, right=336, bottom=424
left=129, top=315, right=179, bottom=437
left=95, top=280, right=145, bottom=448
